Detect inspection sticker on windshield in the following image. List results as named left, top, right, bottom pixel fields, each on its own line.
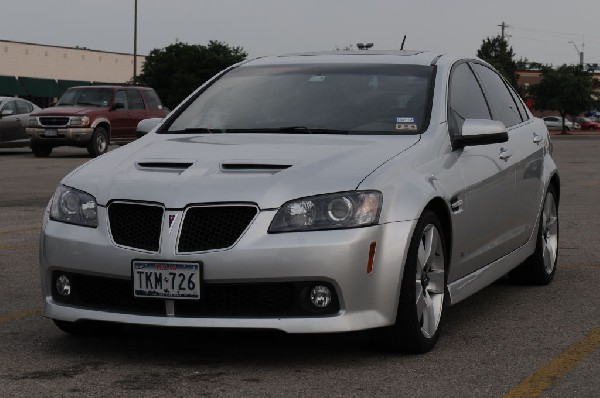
left=309, top=75, right=326, bottom=82
left=396, top=117, right=415, bottom=123
left=133, top=261, right=201, bottom=299
left=396, top=123, right=418, bottom=131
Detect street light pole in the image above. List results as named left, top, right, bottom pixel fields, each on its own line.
left=568, top=41, right=584, bottom=69
left=133, top=0, right=138, bottom=83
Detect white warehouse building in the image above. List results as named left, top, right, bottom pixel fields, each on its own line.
left=0, top=40, right=145, bottom=107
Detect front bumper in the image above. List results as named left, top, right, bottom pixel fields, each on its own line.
left=40, top=208, right=415, bottom=333
left=27, top=127, right=94, bottom=145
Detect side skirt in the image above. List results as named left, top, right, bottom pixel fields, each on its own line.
left=447, top=226, right=538, bottom=305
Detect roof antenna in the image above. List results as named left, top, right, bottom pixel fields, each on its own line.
left=400, top=35, right=407, bottom=50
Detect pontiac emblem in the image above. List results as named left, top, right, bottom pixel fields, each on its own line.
left=168, top=214, right=179, bottom=234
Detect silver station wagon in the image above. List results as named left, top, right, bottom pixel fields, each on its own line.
left=40, top=51, right=559, bottom=353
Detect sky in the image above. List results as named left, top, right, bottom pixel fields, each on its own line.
left=1, top=0, right=599, bottom=67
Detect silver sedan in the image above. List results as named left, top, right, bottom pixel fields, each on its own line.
left=40, top=51, right=559, bottom=353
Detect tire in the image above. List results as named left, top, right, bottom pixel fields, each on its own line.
left=87, top=126, right=109, bottom=157
left=53, top=319, right=121, bottom=336
left=376, top=210, right=447, bottom=353
left=509, top=185, right=559, bottom=285
left=31, top=142, right=52, bottom=157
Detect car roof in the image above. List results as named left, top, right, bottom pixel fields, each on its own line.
left=244, top=50, right=445, bottom=67
left=0, top=96, right=28, bottom=101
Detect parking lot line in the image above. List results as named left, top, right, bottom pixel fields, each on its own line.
left=503, top=325, right=600, bottom=398
left=0, top=308, right=41, bottom=323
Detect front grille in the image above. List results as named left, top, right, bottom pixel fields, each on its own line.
left=178, top=205, right=258, bottom=252
left=39, top=117, right=69, bottom=126
left=52, top=272, right=340, bottom=317
left=108, top=202, right=164, bottom=252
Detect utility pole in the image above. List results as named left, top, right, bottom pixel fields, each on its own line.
left=133, top=0, right=138, bottom=83
left=498, top=21, right=509, bottom=39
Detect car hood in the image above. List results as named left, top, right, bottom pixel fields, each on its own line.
left=63, top=133, right=420, bottom=209
left=32, top=106, right=107, bottom=116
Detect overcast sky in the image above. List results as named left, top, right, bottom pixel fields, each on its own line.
left=1, top=0, right=599, bottom=67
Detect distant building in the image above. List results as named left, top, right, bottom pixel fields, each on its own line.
left=0, top=40, right=145, bottom=107
left=517, top=69, right=600, bottom=117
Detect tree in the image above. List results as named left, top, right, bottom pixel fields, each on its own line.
left=137, top=40, right=247, bottom=109
left=477, top=35, right=519, bottom=88
left=529, top=65, right=595, bottom=133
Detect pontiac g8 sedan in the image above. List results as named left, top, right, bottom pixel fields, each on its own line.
left=40, top=51, right=559, bottom=353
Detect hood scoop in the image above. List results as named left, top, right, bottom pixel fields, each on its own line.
left=220, top=163, right=292, bottom=174
left=135, top=160, right=195, bottom=173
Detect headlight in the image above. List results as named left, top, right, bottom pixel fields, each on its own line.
left=50, top=185, right=97, bottom=227
left=28, top=117, right=39, bottom=127
left=69, top=116, right=90, bottom=126
left=269, top=191, right=382, bottom=233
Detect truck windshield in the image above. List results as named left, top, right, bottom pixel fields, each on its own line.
left=57, top=88, right=114, bottom=107
left=167, top=64, right=434, bottom=135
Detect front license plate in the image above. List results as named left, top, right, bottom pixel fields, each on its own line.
left=133, top=261, right=200, bottom=299
left=44, top=129, right=58, bottom=137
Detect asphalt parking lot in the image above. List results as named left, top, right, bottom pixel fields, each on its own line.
left=1, top=136, right=599, bottom=397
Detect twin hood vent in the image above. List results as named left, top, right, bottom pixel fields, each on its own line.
left=135, top=160, right=291, bottom=174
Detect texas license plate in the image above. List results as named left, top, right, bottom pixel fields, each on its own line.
left=133, top=261, right=200, bottom=299
left=44, top=129, right=58, bottom=137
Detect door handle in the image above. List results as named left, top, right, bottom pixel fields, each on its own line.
left=499, top=148, right=512, bottom=161
left=533, top=133, right=543, bottom=144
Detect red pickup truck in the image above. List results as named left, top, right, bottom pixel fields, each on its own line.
left=27, top=85, right=168, bottom=157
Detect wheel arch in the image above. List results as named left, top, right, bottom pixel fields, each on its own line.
left=423, top=197, right=453, bottom=275
left=91, top=118, right=111, bottom=141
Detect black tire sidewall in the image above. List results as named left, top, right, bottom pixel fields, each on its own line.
left=394, top=210, right=447, bottom=352
left=88, top=127, right=108, bottom=157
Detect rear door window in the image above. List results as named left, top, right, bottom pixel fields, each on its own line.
left=126, top=89, right=145, bottom=110
left=471, top=63, right=523, bottom=127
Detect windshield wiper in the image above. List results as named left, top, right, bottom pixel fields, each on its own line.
left=76, top=102, right=101, bottom=107
left=225, top=127, right=349, bottom=134
left=168, top=127, right=221, bottom=134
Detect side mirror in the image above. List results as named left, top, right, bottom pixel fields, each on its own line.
left=1, top=109, right=14, bottom=117
left=112, top=102, right=126, bottom=111
left=136, top=118, right=162, bottom=138
left=454, top=119, right=508, bottom=148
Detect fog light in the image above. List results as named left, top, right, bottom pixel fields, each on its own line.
left=310, top=285, right=332, bottom=308
left=55, top=275, right=71, bottom=297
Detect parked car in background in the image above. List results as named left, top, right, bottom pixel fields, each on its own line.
left=0, top=97, right=40, bottom=148
left=542, top=116, right=580, bottom=131
left=40, top=51, right=559, bottom=353
left=573, top=117, right=600, bottom=130
left=26, top=86, right=168, bottom=157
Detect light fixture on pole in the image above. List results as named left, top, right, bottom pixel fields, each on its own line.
left=568, top=41, right=584, bottom=69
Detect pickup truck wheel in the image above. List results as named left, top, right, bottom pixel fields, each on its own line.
left=31, top=142, right=52, bottom=157
left=87, top=127, right=108, bottom=157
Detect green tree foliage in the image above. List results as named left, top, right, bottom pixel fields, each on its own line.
left=529, top=65, right=595, bottom=133
left=477, top=35, right=519, bottom=88
left=137, top=40, right=247, bottom=109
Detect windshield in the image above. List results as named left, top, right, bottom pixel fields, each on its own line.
left=167, top=64, right=434, bottom=135
left=57, top=88, right=114, bottom=107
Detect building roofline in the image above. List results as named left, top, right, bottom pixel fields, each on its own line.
left=0, top=39, right=146, bottom=57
